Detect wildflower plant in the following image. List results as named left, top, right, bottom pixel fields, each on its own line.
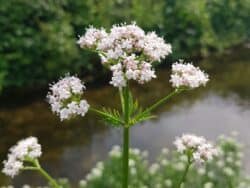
left=2, top=23, right=212, bottom=188
left=76, top=22, right=209, bottom=188
left=2, top=137, right=60, bottom=188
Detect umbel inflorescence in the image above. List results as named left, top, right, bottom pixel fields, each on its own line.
left=170, top=60, right=209, bottom=89
left=47, top=76, right=89, bottom=121
left=174, top=134, right=218, bottom=164
left=77, top=23, right=172, bottom=88
left=2, top=137, right=42, bottom=177
left=46, top=23, right=209, bottom=121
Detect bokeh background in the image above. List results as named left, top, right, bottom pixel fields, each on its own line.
left=0, top=0, right=250, bottom=186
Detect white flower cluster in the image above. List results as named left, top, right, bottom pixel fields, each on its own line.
left=85, top=162, right=104, bottom=181
left=109, top=145, right=122, bottom=158
left=170, top=60, right=209, bottom=89
left=2, top=137, right=42, bottom=177
left=78, top=23, right=172, bottom=88
left=174, top=134, right=218, bottom=163
left=47, top=76, right=89, bottom=121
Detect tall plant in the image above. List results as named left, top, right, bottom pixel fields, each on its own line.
left=2, top=23, right=213, bottom=188
left=74, top=23, right=209, bottom=188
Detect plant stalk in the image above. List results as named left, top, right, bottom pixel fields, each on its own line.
left=122, top=85, right=130, bottom=188
left=123, top=126, right=129, bottom=188
left=32, top=159, right=61, bottom=188
left=176, top=157, right=191, bottom=188
left=38, top=167, right=61, bottom=188
left=143, top=88, right=183, bottom=115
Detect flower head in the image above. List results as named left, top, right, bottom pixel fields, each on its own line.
left=2, top=137, right=42, bottom=177
left=78, top=22, right=172, bottom=88
left=77, top=26, right=107, bottom=49
left=47, top=76, right=89, bottom=121
left=174, top=134, right=218, bottom=163
left=170, top=60, right=209, bottom=89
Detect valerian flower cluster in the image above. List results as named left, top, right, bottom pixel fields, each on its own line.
left=174, top=134, right=218, bottom=163
left=2, top=137, right=42, bottom=177
left=46, top=23, right=209, bottom=121
left=170, top=60, right=209, bottom=89
left=47, top=76, right=89, bottom=121
left=77, top=23, right=172, bottom=88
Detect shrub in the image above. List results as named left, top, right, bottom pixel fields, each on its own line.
left=1, top=0, right=250, bottom=90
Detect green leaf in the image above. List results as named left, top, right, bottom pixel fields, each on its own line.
left=92, top=108, right=124, bottom=127
left=130, top=110, right=156, bottom=126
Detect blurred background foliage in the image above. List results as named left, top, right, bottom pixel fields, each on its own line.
left=0, top=0, right=249, bottom=91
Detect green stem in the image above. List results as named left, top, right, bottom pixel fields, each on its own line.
left=29, top=159, right=61, bottom=188
left=123, top=86, right=130, bottom=124
left=119, top=88, right=125, bottom=114
left=123, top=127, right=129, bottom=188
left=38, top=167, right=61, bottom=188
left=176, top=157, right=192, bottom=188
left=122, top=85, right=130, bottom=188
left=143, top=88, right=183, bottom=115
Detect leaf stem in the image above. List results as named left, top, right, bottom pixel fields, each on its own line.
left=142, top=88, right=183, bottom=115
left=38, top=167, right=61, bottom=188
left=89, top=107, right=124, bottom=125
left=24, top=159, right=61, bottom=188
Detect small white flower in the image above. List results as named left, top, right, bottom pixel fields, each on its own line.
left=208, top=171, right=215, bottom=179
left=223, top=167, right=234, bottom=176
left=174, top=162, right=185, bottom=171
left=91, top=167, right=102, bottom=178
left=170, top=60, right=209, bottom=89
left=130, top=167, right=137, bottom=175
left=161, top=148, right=169, bottom=155
left=77, top=26, right=107, bottom=48
left=78, top=22, right=172, bottom=88
left=131, top=148, right=140, bottom=155
left=142, top=151, right=149, bottom=158
left=216, top=160, right=225, bottom=168
left=174, top=134, right=217, bottom=164
left=79, top=180, right=87, bottom=187
left=47, top=76, right=89, bottom=121
left=129, top=159, right=135, bottom=167
left=109, top=64, right=127, bottom=88
left=197, top=167, right=206, bottom=175
left=109, top=145, right=121, bottom=158
left=160, top=159, right=168, bottom=166
left=22, top=185, right=31, bottom=188
left=2, top=137, right=42, bottom=178
left=164, top=179, right=172, bottom=187
left=149, top=163, right=159, bottom=174
left=204, top=182, right=213, bottom=188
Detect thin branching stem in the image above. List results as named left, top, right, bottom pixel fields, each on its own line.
left=143, top=88, right=184, bottom=115
left=24, top=159, right=61, bottom=188
left=176, top=154, right=192, bottom=188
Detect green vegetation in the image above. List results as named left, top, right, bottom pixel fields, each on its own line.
left=75, top=135, right=250, bottom=188
left=4, top=135, right=247, bottom=188
left=0, top=0, right=249, bottom=90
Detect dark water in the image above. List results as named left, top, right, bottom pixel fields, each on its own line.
left=0, top=47, right=250, bottom=186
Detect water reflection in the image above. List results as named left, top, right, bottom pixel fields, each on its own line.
left=0, top=48, right=250, bottom=186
